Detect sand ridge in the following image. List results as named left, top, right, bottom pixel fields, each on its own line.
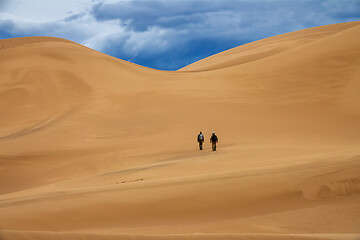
left=0, top=22, right=360, bottom=239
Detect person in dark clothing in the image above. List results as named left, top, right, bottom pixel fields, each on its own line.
left=197, top=131, right=205, bottom=150
left=210, top=132, right=218, bottom=151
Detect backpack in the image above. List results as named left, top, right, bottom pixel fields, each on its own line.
left=211, top=135, right=218, bottom=142
left=198, top=134, right=204, bottom=141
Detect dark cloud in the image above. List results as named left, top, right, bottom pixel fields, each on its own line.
left=88, top=0, right=360, bottom=70
left=64, top=12, right=86, bottom=22
left=91, top=0, right=328, bottom=31
left=92, top=0, right=256, bottom=31
left=0, top=19, right=16, bottom=38
left=100, top=32, right=244, bottom=70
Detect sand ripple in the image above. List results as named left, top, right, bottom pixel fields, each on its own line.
left=303, top=167, right=360, bottom=200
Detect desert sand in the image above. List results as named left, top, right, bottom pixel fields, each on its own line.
left=0, top=21, right=360, bottom=240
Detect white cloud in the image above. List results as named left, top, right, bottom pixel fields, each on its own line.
left=3, top=0, right=92, bottom=22
left=0, top=1, right=122, bottom=48
left=124, top=27, right=169, bottom=55
left=83, top=21, right=125, bottom=51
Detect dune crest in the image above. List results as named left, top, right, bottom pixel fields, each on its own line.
left=1, top=22, right=360, bottom=240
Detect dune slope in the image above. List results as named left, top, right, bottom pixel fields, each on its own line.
left=0, top=22, right=360, bottom=240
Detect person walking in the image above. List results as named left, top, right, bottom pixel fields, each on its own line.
left=197, top=131, right=205, bottom=150
left=210, top=132, right=218, bottom=151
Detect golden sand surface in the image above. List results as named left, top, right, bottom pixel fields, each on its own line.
left=0, top=22, right=360, bottom=240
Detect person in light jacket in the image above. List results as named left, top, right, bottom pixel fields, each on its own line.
left=197, top=131, right=204, bottom=150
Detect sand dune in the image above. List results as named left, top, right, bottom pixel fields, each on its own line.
left=179, top=21, right=360, bottom=72
left=0, top=22, right=360, bottom=240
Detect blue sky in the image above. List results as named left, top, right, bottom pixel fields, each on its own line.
left=0, top=0, right=359, bottom=70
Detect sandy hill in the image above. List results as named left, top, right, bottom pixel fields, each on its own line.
left=0, top=22, right=360, bottom=240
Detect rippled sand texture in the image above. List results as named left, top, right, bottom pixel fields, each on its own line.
left=1, top=22, right=360, bottom=240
